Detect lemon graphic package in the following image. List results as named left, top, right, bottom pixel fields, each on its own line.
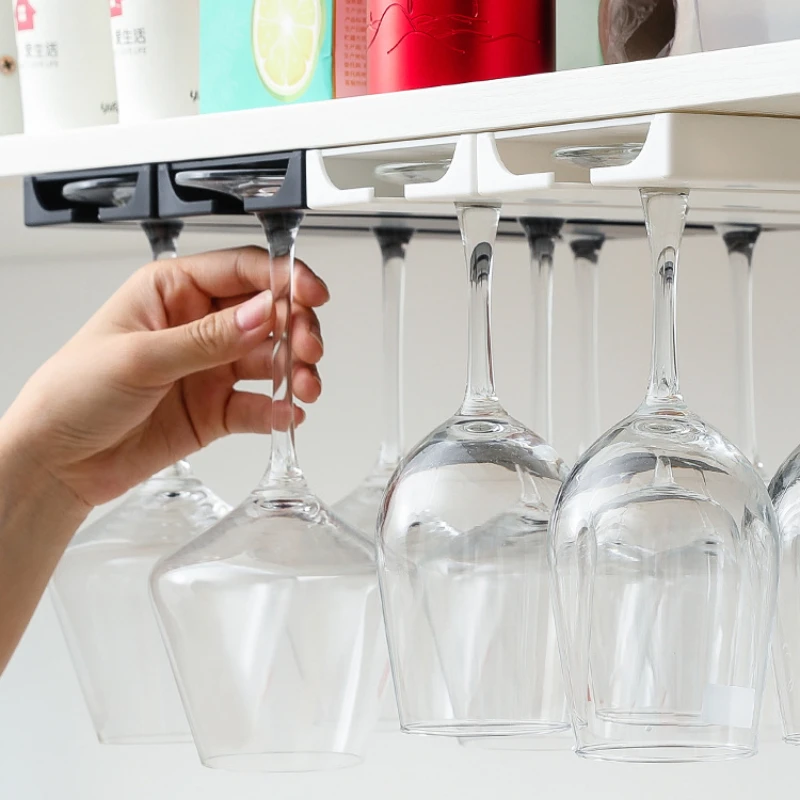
left=200, top=0, right=366, bottom=112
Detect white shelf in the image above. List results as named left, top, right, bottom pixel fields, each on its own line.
left=4, top=41, right=800, bottom=179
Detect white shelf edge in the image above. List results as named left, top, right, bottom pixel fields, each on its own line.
left=4, top=40, right=800, bottom=178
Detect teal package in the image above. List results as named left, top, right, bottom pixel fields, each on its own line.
left=200, top=0, right=335, bottom=113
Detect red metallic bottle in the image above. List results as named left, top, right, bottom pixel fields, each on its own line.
left=367, top=0, right=556, bottom=94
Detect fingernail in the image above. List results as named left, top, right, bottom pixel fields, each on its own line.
left=311, top=331, right=324, bottom=354
left=236, top=290, right=273, bottom=332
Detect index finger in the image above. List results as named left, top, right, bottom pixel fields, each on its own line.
left=172, top=245, right=330, bottom=308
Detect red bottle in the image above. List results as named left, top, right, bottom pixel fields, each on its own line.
left=367, top=0, right=556, bottom=94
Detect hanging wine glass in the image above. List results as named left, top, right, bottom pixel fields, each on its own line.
left=570, top=232, right=606, bottom=457
left=49, top=177, right=231, bottom=745
left=332, top=226, right=411, bottom=731
left=519, top=218, right=564, bottom=446
left=456, top=216, right=571, bottom=752
left=549, top=144, right=779, bottom=762
left=718, top=226, right=782, bottom=743
left=150, top=170, right=386, bottom=772
left=377, top=162, right=569, bottom=737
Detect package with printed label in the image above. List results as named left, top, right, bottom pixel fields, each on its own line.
left=200, top=0, right=367, bottom=113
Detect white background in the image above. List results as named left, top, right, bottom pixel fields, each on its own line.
left=2, top=182, right=800, bottom=797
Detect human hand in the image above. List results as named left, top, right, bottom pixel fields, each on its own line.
left=1, top=245, right=328, bottom=510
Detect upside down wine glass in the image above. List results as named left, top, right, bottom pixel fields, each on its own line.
left=378, top=190, right=569, bottom=737
left=151, top=170, right=386, bottom=772
left=50, top=177, right=231, bottom=744
left=720, top=225, right=784, bottom=744
left=460, top=216, right=571, bottom=752
left=332, top=226, right=411, bottom=730
left=549, top=146, right=779, bottom=762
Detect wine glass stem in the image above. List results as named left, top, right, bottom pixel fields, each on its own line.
left=530, top=237, right=555, bottom=443
left=721, top=226, right=763, bottom=474
left=141, top=220, right=185, bottom=261
left=458, top=204, right=501, bottom=416
left=141, top=220, right=190, bottom=481
left=375, top=229, right=411, bottom=470
left=572, top=237, right=604, bottom=455
left=259, top=211, right=306, bottom=486
left=642, top=190, right=689, bottom=407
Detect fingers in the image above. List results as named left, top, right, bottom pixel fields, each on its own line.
left=293, top=364, right=323, bottom=403
left=291, top=307, right=324, bottom=364
left=223, top=392, right=306, bottom=436
left=232, top=343, right=322, bottom=404
left=218, top=300, right=322, bottom=362
left=170, top=246, right=330, bottom=307
left=137, top=289, right=275, bottom=385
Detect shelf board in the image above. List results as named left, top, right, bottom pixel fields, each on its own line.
left=3, top=40, right=800, bottom=179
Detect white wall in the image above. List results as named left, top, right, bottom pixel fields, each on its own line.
left=2, top=186, right=800, bottom=797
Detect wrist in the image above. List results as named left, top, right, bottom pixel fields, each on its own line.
left=0, top=415, right=92, bottom=529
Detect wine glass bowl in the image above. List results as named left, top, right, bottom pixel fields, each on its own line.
left=550, top=407, right=777, bottom=760
left=150, top=484, right=384, bottom=771
left=381, top=409, right=568, bottom=735
left=51, top=467, right=230, bottom=744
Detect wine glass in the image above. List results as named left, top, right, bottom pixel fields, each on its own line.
left=150, top=170, right=386, bottom=772
left=377, top=168, right=570, bottom=737
left=49, top=177, right=231, bottom=745
left=457, top=216, right=572, bottom=752
left=332, top=226, right=411, bottom=731
left=519, top=218, right=564, bottom=445
left=549, top=145, right=779, bottom=762
left=570, top=232, right=606, bottom=457
left=718, top=226, right=783, bottom=743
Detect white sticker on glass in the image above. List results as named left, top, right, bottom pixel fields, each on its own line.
left=701, top=684, right=756, bottom=729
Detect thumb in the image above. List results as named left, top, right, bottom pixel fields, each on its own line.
left=143, top=289, right=274, bottom=383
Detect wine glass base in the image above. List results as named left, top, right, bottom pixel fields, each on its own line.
left=576, top=744, right=755, bottom=763
left=202, top=751, right=363, bottom=773
left=401, top=721, right=569, bottom=738
left=98, top=733, right=194, bottom=746
left=783, top=733, right=800, bottom=745
left=459, top=729, right=573, bottom=751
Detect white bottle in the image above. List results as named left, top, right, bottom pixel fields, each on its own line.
left=13, top=0, right=118, bottom=133
left=0, top=1, right=23, bottom=134
left=110, top=0, right=199, bottom=124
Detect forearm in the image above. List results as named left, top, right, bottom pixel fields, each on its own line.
left=0, top=419, right=91, bottom=674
